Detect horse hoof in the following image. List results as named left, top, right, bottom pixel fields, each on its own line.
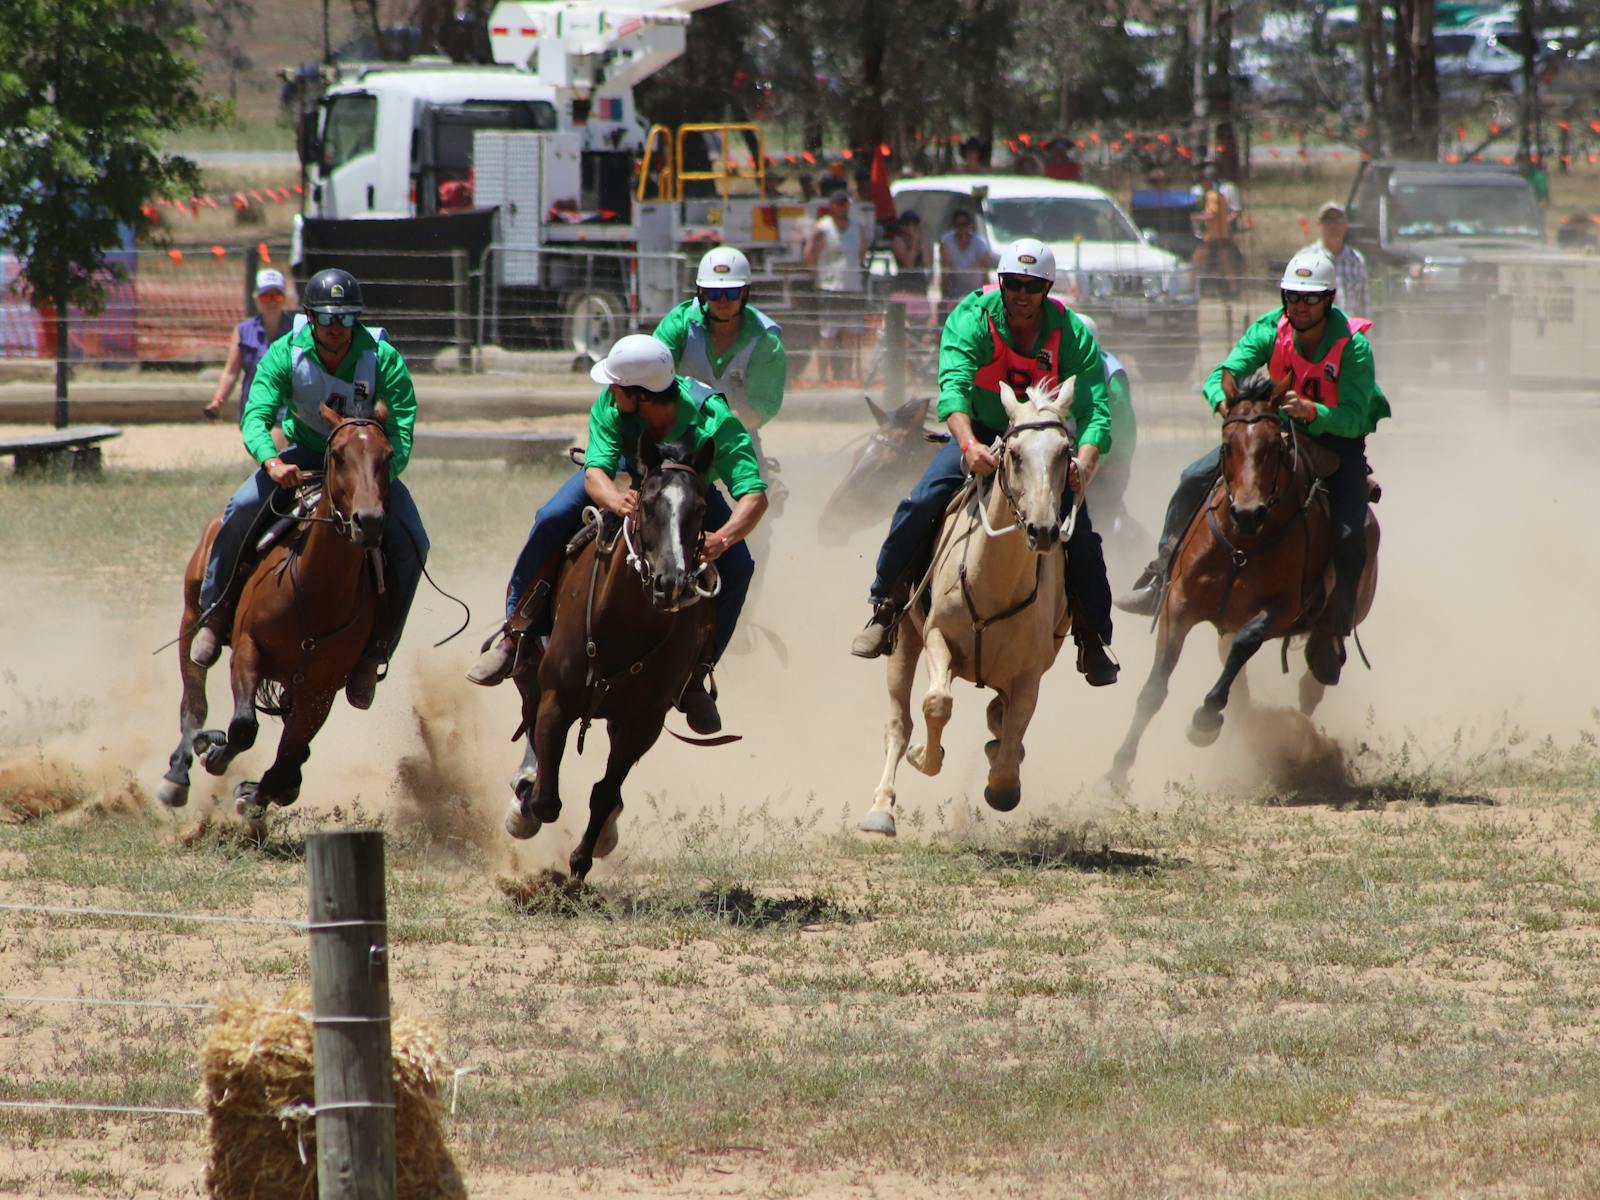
left=857, top=810, right=897, bottom=837
left=265, top=786, right=300, bottom=809
left=1093, top=774, right=1126, bottom=800
left=233, top=782, right=268, bottom=822
left=504, top=798, right=541, bottom=840
left=594, top=807, right=623, bottom=859
left=569, top=851, right=594, bottom=882
left=983, top=785, right=1021, bottom=813
left=156, top=778, right=189, bottom=809
left=1187, top=709, right=1223, bottom=747
left=907, top=744, right=941, bottom=776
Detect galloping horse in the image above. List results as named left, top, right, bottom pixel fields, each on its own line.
left=159, top=401, right=391, bottom=818
left=1102, top=374, right=1379, bottom=792
left=858, top=380, right=1076, bottom=837
left=816, top=395, right=935, bottom=545
left=505, top=433, right=718, bottom=880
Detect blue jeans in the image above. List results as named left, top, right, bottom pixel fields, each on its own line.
left=199, top=442, right=429, bottom=658
left=867, top=428, right=1114, bottom=646
left=505, top=467, right=755, bottom=663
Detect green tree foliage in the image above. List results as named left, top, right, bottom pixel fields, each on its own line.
left=0, top=0, right=223, bottom=317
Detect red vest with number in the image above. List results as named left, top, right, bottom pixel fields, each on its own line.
left=1268, top=314, right=1373, bottom=409
left=973, top=291, right=1068, bottom=397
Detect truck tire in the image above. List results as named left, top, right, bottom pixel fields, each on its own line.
left=562, top=290, right=628, bottom=362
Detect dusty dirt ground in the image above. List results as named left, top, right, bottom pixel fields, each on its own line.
left=5, top=374, right=1600, bottom=1197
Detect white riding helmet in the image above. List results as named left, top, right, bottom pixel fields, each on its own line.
left=1281, top=246, right=1337, bottom=294
left=996, top=238, right=1057, bottom=284
left=590, top=334, right=676, bottom=393
left=696, top=245, right=752, bottom=289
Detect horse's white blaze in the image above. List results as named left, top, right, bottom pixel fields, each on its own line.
left=657, top=482, right=693, bottom=582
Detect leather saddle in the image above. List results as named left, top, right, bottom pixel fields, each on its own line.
left=1299, top=437, right=1382, bottom=504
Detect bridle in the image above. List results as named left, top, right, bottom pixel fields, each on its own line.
left=1219, top=406, right=1297, bottom=521
left=978, top=417, right=1079, bottom=543
left=293, top=417, right=388, bottom=543
left=620, top=460, right=720, bottom=600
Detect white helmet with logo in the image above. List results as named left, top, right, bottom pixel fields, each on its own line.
left=996, top=238, right=1057, bottom=284
left=590, top=334, right=676, bottom=393
left=696, top=245, right=752, bottom=289
left=1280, top=246, right=1337, bottom=293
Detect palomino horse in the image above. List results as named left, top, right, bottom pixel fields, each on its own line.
left=816, top=395, right=936, bottom=545
left=159, top=401, right=391, bottom=818
left=1102, top=373, right=1379, bottom=793
left=505, top=434, right=718, bottom=881
left=858, top=379, right=1077, bottom=837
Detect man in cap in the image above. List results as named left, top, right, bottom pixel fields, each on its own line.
left=848, top=237, right=1120, bottom=687
left=188, top=267, right=428, bottom=710
left=467, top=335, right=768, bottom=735
left=1114, top=246, right=1389, bottom=683
left=1308, top=200, right=1369, bottom=319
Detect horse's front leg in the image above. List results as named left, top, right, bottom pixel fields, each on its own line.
left=907, top=627, right=955, bottom=777
left=245, top=689, right=336, bottom=814
left=570, top=710, right=666, bottom=881
left=195, top=635, right=261, bottom=777
left=506, top=687, right=572, bottom=839
left=983, top=673, right=1041, bottom=813
left=160, top=613, right=212, bottom=808
left=1190, top=611, right=1273, bottom=746
left=1101, top=606, right=1198, bottom=795
left=860, top=620, right=921, bottom=837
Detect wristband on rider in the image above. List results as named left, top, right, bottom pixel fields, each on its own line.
left=959, top=437, right=977, bottom=455
left=711, top=531, right=729, bottom=550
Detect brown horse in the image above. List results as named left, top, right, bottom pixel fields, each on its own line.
left=817, top=395, right=937, bottom=546
left=159, top=401, right=391, bottom=818
left=1102, top=374, right=1379, bottom=793
left=504, top=433, right=717, bottom=881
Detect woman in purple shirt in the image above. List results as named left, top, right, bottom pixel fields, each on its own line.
left=203, top=268, right=291, bottom=428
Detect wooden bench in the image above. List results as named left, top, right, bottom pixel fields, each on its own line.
left=411, top=429, right=574, bottom=467
left=0, top=425, right=123, bottom=474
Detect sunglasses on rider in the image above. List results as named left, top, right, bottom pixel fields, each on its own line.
left=701, top=286, right=745, bottom=302
left=309, top=310, right=358, bottom=327
left=1281, top=290, right=1332, bottom=308
left=999, top=274, right=1050, bottom=295
left=257, top=289, right=285, bottom=302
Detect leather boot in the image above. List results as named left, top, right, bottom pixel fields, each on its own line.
left=345, top=652, right=385, bottom=710
left=466, top=633, right=518, bottom=687
left=1306, top=632, right=1346, bottom=687
left=1075, top=634, right=1121, bottom=687
left=468, top=580, right=551, bottom=687
left=1113, top=559, right=1164, bottom=616
left=849, top=600, right=901, bottom=659
left=676, top=664, right=721, bottom=734
left=189, top=625, right=223, bottom=668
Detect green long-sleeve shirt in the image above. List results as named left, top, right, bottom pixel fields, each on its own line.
left=1202, top=307, right=1391, bottom=439
left=243, top=324, right=418, bottom=476
left=652, top=300, right=787, bottom=425
left=583, top=378, right=767, bottom=498
left=936, top=288, right=1112, bottom=453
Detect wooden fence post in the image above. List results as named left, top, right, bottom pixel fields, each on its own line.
left=308, top=830, right=396, bottom=1200
left=450, top=249, right=472, bottom=371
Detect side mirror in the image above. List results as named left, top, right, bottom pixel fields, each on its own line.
left=1140, top=226, right=1159, bottom=242
left=297, top=110, right=322, bottom=167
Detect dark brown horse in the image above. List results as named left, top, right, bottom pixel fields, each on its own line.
left=159, top=401, right=391, bottom=818
left=816, top=395, right=936, bottom=546
left=1102, top=373, right=1379, bottom=793
left=504, top=433, right=717, bottom=880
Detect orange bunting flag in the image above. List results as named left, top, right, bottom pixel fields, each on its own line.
left=1018, top=131, right=1032, bottom=145
left=1109, top=141, right=1121, bottom=153
left=1331, top=149, right=1343, bottom=159
left=1074, top=139, right=1085, bottom=149
left=1261, top=128, right=1273, bottom=141
left=233, top=192, right=248, bottom=209
left=167, top=249, right=184, bottom=264
left=1298, top=147, right=1309, bottom=159
left=1298, top=217, right=1311, bottom=236
left=1589, top=154, right=1598, bottom=164
left=250, top=190, right=265, bottom=204
left=1214, top=143, right=1226, bottom=154
left=211, top=245, right=226, bottom=260
left=801, top=150, right=816, bottom=164
left=1157, top=131, right=1171, bottom=144
left=141, top=204, right=159, bottom=221
left=1501, top=155, right=1513, bottom=165
left=1591, top=119, right=1600, bottom=133
left=1088, top=131, right=1099, bottom=143
left=1457, top=125, right=1466, bottom=140
left=1471, top=154, right=1484, bottom=162
left=258, top=242, right=272, bottom=264
left=840, top=147, right=853, bottom=159
left=204, top=195, right=218, bottom=208
left=1558, top=119, right=1570, bottom=131
left=878, top=142, right=891, bottom=157
left=1177, top=146, right=1191, bottom=158
left=1269, top=148, right=1281, bottom=159
left=1489, top=123, right=1502, bottom=134
left=292, top=183, right=303, bottom=194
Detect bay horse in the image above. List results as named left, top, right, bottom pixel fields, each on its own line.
left=504, top=433, right=718, bottom=881
left=1101, top=373, right=1380, bottom=793
left=816, top=395, right=936, bottom=546
left=158, top=400, right=391, bottom=819
left=858, top=379, right=1076, bottom=838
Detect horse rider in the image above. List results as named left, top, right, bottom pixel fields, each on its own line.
left=1073, top=313, right=1136, bottom=522
left=847, top=237, right=1121, bottom=687
left=467, top=334, right=768, bottom=734
left=1114, top=245, right=1390, bottom=683
left=653, top=246, right=787, bottom=452
left=188, top=267, right=429, bottom=710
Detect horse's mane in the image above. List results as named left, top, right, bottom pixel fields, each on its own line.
left=1231, top=373, right=1276, bottom=406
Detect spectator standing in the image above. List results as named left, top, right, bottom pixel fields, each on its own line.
left=804, top=191, right=868, bottom=381
left=959, top=136, right=986, bottom=172
left=203, top=268, right=292, bottom=438
left=1042, top=138, right=1083, bottom=181
left=891, top=211, right=932, bottom=298
left=937, top=209, right=996, bottom=310
left=1191, top=161, right=1243, bottom=298
left=1307, top=200, right=1370, bottom=319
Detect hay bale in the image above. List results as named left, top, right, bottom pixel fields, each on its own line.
left=200, top=988, right=466, bottom=1200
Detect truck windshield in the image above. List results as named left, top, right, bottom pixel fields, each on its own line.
left=432, top=101, right=558, bottom=176
left=1388, top=182, right=1543, bottom=238
left=987, top=197, right=1142, bottom=244
left=321, top=94, right=378, bottom=171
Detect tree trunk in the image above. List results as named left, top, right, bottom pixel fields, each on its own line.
left=54, top=303, right=68, bottom=430
left=1210, top=0, right=1238, bottom=179
left=1412, top=0, right=1438, bottom=159
left=1191, top=0, right=1211, bottom=164
left=1518, top=0, right=1538, bottom=160
left=1359, top=0, right=1384, bottom=155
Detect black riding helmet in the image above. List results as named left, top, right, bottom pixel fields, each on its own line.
left=302, top=268, right=364, bottom=316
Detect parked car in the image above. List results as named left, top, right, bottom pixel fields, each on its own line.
left=890, top=175, right=1200, bottom=383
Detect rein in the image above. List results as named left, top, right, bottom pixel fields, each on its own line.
left=619, top=462, right=721, bottom=599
